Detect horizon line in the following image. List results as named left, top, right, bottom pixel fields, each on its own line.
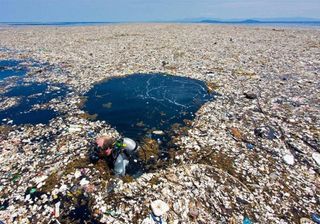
left=1, top=17, right=320, bottom=24
left=1, top=19, right=320, bottom=25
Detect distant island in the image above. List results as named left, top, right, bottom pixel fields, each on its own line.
left=1, top=17, right=320, bottom=26
left=198, top=18, right=320, bottom=24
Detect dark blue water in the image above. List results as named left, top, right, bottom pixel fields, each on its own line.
left=85, top=74, right=214, bottom=141
left=1, top=21, right=319, bottom=28
left=0, top=59, right=59, bottom=125
left=0, top=83, right=67, bottom=125
left=0, top=22, right=114, bottom=27
left=0, top=58, right=70, bottom=125
left=0, top=60, right=21, bottom=67
left=0, top=60, right=28, bottom=81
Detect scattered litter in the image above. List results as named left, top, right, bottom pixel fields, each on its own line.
left=151, top=200, right=169, bottom=217
left=283, top=154, right=295, bottom=165
left=246, top=143, right=254, bottom=150
left=0, top=24, right=318, bottom=224
left=300, top=217, right=314, bottom=224
left=68, top=124, right=82, bottom=133
left=54, top=202, right=61, bottom=218
left=142, top=213, right=167, bottom=224
left=189, top=207, right=199, bottom=219
left=80, top=178, right=90, bottom=186
left=312, top=153, right=320, bottom=166
left=152, top=130, right=164, bottom=135
left=74, top=170, right=81, bottom=178
left=29, top=188, right=37, bottom=194
left=104, top=210, right=120, bottom=217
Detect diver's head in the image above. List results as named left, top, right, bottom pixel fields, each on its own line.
left=96, top=136, right=116, bottom=156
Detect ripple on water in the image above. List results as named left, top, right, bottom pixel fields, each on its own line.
left=85, top=73, right=215, bottom=140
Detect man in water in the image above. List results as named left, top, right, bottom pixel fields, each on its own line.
left=89, top=136, right=138, bottom=176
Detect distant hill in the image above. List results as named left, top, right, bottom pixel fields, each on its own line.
left=198, top=18, right=320, bottom=24
left=199, top=19, right=266, bottom=24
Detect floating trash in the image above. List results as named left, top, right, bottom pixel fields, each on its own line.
left=0, top=83, right=68, bottom=125
left=243, top=217, right=252, bottom=224
left=0, top=59, right=28, bottom=81
left=0, top=58, right=69, bottom=125
left=246, top=143, right=254, bottom=150
left=312, top=153, right=320, bottom=166
left=151, top=199, right=169, bottom=217
left=283, top=154, right=295, bottom=165
left=311, top=213, right=320, bottom=224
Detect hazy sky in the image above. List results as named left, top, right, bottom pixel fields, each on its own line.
left=0, top=0, right=319, bottom=22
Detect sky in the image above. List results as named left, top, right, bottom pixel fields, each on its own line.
left=0, top=0, right=319, bottom=22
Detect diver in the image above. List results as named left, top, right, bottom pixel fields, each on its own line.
left=89, top=136, right=139, bottom=176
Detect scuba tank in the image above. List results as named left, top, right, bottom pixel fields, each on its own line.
left=114, top=137, right=138, bottom=155
left=122, top=137, right=138, bottom=155
left=113, top=137, right=138, bottom=176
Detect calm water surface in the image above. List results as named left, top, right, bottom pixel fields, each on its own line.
left=85, top=74, right=214, bottom=141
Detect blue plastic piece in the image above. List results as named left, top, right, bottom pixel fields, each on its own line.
left=311, top=213, right=320, bottom=224
left=151, top=213, right=162, bottom=224
left=246, top=143, right=254, bottom=150
left=87, top=131, right=95, bottom=137
left=243, top=217, right=252, bottom=224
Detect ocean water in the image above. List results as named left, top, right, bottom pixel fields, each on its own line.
left=0, top=83, right=67, bottom=125
left=0, top=59, right=68, bottom=125
left=85, top=73, right=214, bottom=141
left=0, top=21, right=319, bottom=28
left=0, top=60, right=28, bottom=81
left=0, top=22, right=114, bottom=27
